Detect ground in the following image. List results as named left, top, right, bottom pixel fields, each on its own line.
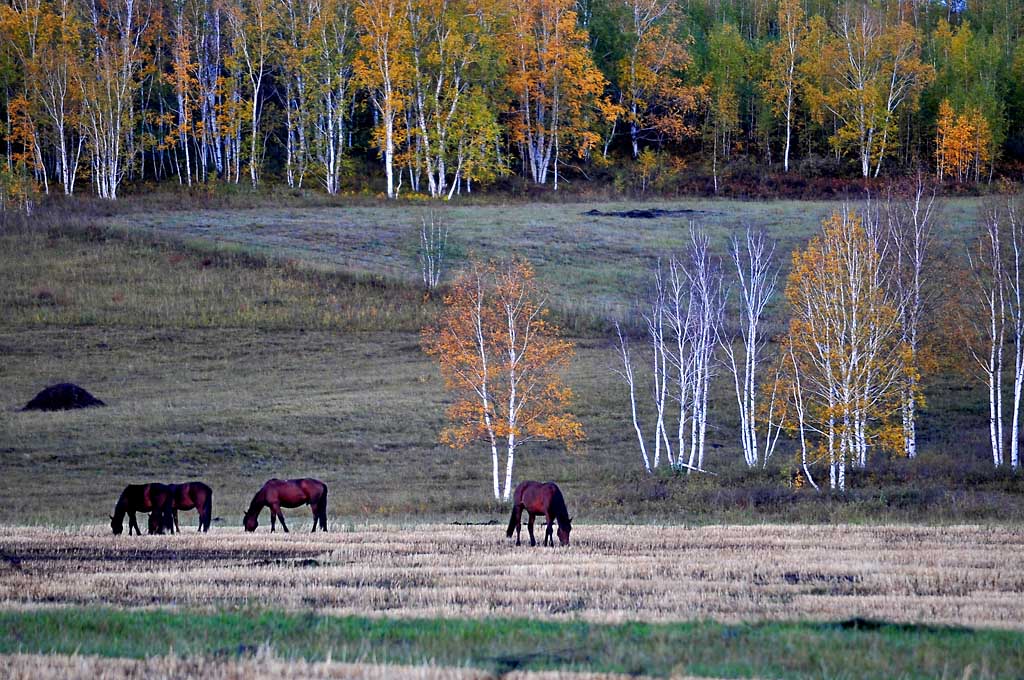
left=1, top=524, right=1023, bottom=677
left=1, top=195, right=1023, bottom=677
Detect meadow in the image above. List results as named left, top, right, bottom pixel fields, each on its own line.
left=1, top=195, right=1018, bottom=524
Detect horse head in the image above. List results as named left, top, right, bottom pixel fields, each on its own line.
left=557, top=516, right=572, bottom=546
left=110, top=514, right=123, bottom=535
left=243, top=512, right=258, bottom=532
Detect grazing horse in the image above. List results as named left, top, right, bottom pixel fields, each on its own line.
left=148, top=481, right=213, bottom=533
left=506, top=481, right=573, bottom=547
left=243, top=478, right=328, bottom=533
left=110, top=483, right=175, bottom=535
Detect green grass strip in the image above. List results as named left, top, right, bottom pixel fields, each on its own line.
left=1, top=608, right=1021, bottom=678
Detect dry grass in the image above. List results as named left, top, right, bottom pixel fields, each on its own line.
left=0, top=653, right=673, bottom=679
left=1, top=524, right=1022, bottom=630
left=0, top=653, right=491, bottom=680
left=0, top=652, right=717, bottom=680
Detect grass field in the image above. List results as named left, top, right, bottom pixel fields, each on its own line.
left=1, top=524, right=1023, bottom=678
left=107, top=197, right=986, bottom=326
left=2, top=196, right=1020, bottom=525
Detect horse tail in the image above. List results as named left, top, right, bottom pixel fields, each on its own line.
left=318, top=484, right=328, bottom=531
left=506, top=503, right=519, bottom=538
left=201, top=485, right=213, bottom=532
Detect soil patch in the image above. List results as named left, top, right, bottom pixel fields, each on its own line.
left=22, top=383, right=105, bottom=411
left=582, top=208, right=720, bottom=219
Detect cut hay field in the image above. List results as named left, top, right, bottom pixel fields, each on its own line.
left=2, top=524, right=1022, bottom=629
left=2, top=524, right=1024, bottom=678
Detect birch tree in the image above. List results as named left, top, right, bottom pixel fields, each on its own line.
left=355, top=0, right=412, bottom=198
left=612, top=0, right=698, bottom=158
left=225, top=0, right=273, bottom=188
left=762, top=0, right=803, bottom=173
left=967, top=204, right=1005, bottom=467
left=783, top=208, right=908, bottom=491
left=721, top=226, right=778, bottom=468
left=885, top=176, right=936, bottom=460
left=310, top=0, right=355, bottom=194
left=801, top=5, right=932, bottom=178
left=422, top=258, right=583, bottom=501
left=502, top=0, right=613, bottom=188
left=615, top=226, right=723, bottom=474
left=968, top=197, right=1023, bottom=469
left=79, top=0, right=154, bottom=199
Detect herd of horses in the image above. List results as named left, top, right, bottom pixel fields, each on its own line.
left=110, top=479, right=573, bottom=546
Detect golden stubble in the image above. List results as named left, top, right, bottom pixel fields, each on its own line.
left=1, top=523, right=1022, bottom=629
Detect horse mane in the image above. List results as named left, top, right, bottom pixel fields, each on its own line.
left=112, top=488, right=130, bottom=521
left=549, top=485, right=571, bottom=527
left=245, top=487, right=265, bottom=517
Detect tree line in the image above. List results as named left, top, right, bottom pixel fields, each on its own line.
left=2, top=0, right=1024, bottom=201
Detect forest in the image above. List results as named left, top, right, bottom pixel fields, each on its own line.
left=1, top=0, right=1024, bottom=203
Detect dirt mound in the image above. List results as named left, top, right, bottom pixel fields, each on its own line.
left=583, top=207, right=720, bottom=219
left=22, top=383, right=106, bottom=411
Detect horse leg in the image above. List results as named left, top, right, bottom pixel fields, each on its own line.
left=514, top=506, right=523, bottom=546
left=527, top=514, right=537, bottom=547
left=545, top=514, right=554, bottom=547
left=270, top=506, right=277, bottom=533
left=278, top=509, right=290, bottom=533
left=174, top=510, right=180, bottom=533
left=309, top=503, right=318, bottom=533
left=129, top=512, right=140, bottom=536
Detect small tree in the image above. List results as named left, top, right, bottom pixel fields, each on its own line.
left=782, top=208, right=908, bottom=491
left=422, top=257, right=583, bottom=501
left=418, top=209, right=449, bottom=291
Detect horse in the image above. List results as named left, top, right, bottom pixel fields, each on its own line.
left=147, top=481, right=213, bottom=533
left=243, top=478, right=328, bottom=533
left=506, top=480, right=573, bottom=547
left=110, top=483, right=175, bottom=535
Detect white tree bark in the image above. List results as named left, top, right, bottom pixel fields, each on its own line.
left=721, top=227, right=778, bottom=467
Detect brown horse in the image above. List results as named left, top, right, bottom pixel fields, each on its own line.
left=111, top=483, right=175, bottom=535
left=506, top=480, right=572, bottom=547
left=243, top=478, right=328, bottom=533
left=148, top=481, right=214, bottom=533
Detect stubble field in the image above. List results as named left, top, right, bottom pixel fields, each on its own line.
left=2, top=523, right=1023, bottom=628
left=2, top=523, right=1024, bottom=677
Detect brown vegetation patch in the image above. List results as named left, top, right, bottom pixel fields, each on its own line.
left=1, top=524, right=1022, bottom=629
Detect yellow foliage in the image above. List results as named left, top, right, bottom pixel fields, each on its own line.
left=936, top=99, right=992, bottom=182
left=421, top=257, right=584, bottom=452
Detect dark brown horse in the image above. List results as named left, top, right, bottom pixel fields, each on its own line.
left=148, top=481, right=213, bottom=533
left=243, top=478, right=328, bottom=533
left=506, top=480, right=572, bottom=547
left=111, top=483, right=175, bottom=535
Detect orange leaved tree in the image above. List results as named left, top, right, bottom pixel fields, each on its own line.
left=782, top=208, right=909, bottom=491
left=422, top=258, right=583, bottom=501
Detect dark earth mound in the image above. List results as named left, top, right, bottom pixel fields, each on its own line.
left=583, top=208, right=720, bottom=219
left=22, top=383, right=106, bottom=411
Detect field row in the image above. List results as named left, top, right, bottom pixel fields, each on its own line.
left=0, top=653, right=654, bottom=680
left=2, top=524, right=1022, bottom=629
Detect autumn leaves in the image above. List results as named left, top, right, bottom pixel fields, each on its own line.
left=422, top=258, right=582, bottom=501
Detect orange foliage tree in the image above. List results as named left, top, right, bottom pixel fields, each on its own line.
left=422, top=257, right=584, bottom=500
left=501, top=0, right=615, bottom=188
left=935, top=99, right=992, bottom=183
left=614, top=0, right=699, bottom=159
